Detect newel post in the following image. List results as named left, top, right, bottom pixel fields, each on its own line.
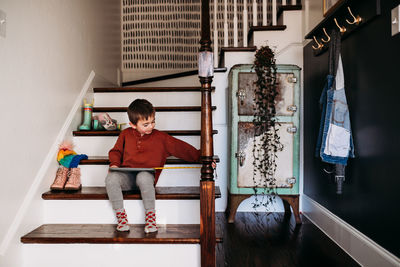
left=199, top=0, right=216, bottom=266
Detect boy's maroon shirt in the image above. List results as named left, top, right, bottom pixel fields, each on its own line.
left=109, top=128, right=201, bottom=184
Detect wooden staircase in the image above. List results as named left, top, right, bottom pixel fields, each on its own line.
left=19, top=2, right=304, bottom=266
left=20, top=82, right=221, bottom=266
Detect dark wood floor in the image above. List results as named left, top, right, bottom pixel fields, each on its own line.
left=216, top=212, right=360, bottom=267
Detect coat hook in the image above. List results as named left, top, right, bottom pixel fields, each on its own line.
left=346, top=6, right=362, bottom=25
left=312, top=36, right=323, bottom=50
left=321, top=28, right=331, bottom=43
left=334, top=18, right=346, bottom=33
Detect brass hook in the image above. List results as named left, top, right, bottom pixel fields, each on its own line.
left=312, top=36, right=323, bottom=50
left=334, top=18, right=346, bottom=33
left=346, top=6, right=362, bottom=25
left=321, top=28, right=331, bottom=43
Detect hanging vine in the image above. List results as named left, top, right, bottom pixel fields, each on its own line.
left=251, top=45, right=283, bottom=208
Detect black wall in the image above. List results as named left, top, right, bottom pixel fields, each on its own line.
left=304, top=0, right=400, bottom=257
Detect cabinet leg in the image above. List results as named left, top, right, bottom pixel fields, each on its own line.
left=280, top=195, right=302, bottom=224
left=227, top=194, right=250, bottom=223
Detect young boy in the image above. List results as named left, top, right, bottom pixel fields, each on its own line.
left=105, top=99, right=201, bottom=233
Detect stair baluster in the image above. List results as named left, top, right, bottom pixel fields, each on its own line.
left=199, top=0, right=216, bottom=266
left=272, top=0, right=278, bottom=25
left=213, top=0, right=219, bottom=67
left=243, top=0, right=248, bottom=47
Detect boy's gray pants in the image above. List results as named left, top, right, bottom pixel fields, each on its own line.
left=105, top=171, right=155, bottom=211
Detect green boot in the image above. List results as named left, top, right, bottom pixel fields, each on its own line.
left=78, top=99, right=93, bottom=131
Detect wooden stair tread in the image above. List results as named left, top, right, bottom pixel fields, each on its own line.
left=277, top=4, right=302, bottom=19
left=220, top=46, right=257, bottom=52
left=80, top=156, right=220, bottom=165
left=249, top=25, right=287, bottom=32
left=21, top=224, right=223, bottom=244
left=218, top=46, right=257, bottom=68
left=247, top=25, right=287, bottom=44
left=73, top=130, right=218, bottom=136
left=93, top=106, right=217, bottom=113
left=94, top=86, right=215, bottom=93
left=42, top=186, right=222, bottom=200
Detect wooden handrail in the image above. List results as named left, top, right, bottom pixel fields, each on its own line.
left=199, top=0, right=216, bottom=266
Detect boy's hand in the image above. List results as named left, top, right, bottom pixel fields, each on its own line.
left=108, top=165, right=118, bottom=172
left=212, top=160, right=216, bottom=169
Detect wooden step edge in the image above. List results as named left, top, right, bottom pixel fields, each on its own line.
left=94, top=86, right=215, bottom=93
left=73, top=130, right=218, bottom=136
left=42, top=186, right=222, bottom=200
left=80, top=155, right=220, bottom=165
left=93, top=106, right=217, bottom=113
left=218, top=46, right=257, bottom=68
left=214, top=67, right=228, bottom=73
left=277, top=4, right=303, bottom=20
left=21, top=224, right=223, bottom=244
left=247, top=25, right=287, bottom=44
left=277, top=4, right=302, bottom=25
left=220, top=46, right=257, bottom=52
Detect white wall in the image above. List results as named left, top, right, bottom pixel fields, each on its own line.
left=302, top=0, right=324, bottom=38
left=0, top=0, right=120, bottom=264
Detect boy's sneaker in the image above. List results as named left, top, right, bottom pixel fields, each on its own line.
left=144, top=209, right=158, bottom=233
left=116, top=208, right=130, bottom=232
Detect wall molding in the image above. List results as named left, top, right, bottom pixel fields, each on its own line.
left=0, top=71, right=96, bottom=256
left=302, top=194, right=400, bottom=267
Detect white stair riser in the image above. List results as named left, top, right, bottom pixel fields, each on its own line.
left=93, top=111, right=201, bottom=130
left=23, top=244, right=200, bottom=267
left=81, top=165, right=201, bottom=187
left=224, top=52, right=255, bottom=71
left=95, top=92, right=207, bottom=107
left=44, top=200, right=200, bottom=224
left=125, top=74, right=200, bottom=87
left=74, top=136, right=200, bottom=156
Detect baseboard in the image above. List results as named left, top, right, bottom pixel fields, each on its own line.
left=0, top=71, right=96, bottom=256
left=302, top=194, right=400, bottom=267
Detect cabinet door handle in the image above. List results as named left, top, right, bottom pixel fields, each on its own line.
left=287, top=76, right=297, bottom=83
left=287, top=105, right=297, bottom=112
left=236, top=89, right=246, bottom=105
left=287, top=177, right=296, bottom=185
left=287, top=126, right=297, bottom=133
left=235, top=151, right=246, bottom=166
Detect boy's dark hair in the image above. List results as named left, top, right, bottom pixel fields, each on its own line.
left=127, top=99, right=155, bottom=124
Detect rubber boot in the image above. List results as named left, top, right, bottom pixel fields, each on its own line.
left=50, top=166, right=69, bottom=191
left=64, top=168, right=82, bottom=191
left=92, top=118, right=105, bottom=130
left=78, top=99, right=93, bottom=130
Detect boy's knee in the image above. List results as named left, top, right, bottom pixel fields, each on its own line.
left=105, top=172, right=120, bottom=187
left=136, top=172, right=154, bottom=187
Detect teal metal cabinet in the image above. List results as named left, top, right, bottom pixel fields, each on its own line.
left=227, top=64, right=301, bottom=224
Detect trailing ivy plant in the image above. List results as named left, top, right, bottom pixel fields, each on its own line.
left=251, top=45, right=283, bottom=209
